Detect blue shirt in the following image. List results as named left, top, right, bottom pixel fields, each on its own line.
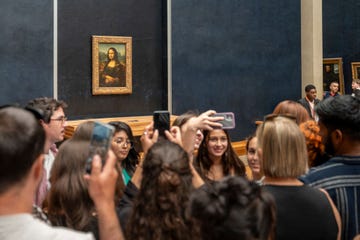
left=300, top=155, right=360, bottom=240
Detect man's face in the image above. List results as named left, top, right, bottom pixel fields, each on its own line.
left=352, top=81, right=360, bottom=90
left=44, top=107, right=67, bottom=144
left=330, top=82, right=339, bottom=93
left=306, top=89, right=317, bottom=101
left=318, top=121, right=335, bottom=157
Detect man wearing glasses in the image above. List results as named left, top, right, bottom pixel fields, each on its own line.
left=26, top=97, right=68, bottom=207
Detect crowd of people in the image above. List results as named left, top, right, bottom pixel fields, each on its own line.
left=0, top=90, right=359, bottom=240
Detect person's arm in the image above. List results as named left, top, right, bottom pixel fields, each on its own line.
left=130, top=122, right=159, bottom=189
left=85, top=151, right=125, bottom=240
left=181, top=110, right=223, bottom=155
left=165, top=110, right=223, bottom=188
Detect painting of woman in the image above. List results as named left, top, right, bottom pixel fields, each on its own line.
left=99, top=47, right=126, bottom=87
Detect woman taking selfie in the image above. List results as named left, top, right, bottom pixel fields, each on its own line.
left=195, top=128, right=246, bottom=182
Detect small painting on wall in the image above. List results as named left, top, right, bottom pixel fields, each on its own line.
left=92, top=36, right=132, bottom=95
left=323, top=58, right=344, bottom=94
left=351, top=62, right=360, bottom=79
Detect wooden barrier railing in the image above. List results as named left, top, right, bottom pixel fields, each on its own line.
left=64, top=115, right=247, bottom=157
left=64, top=115, right=178, bottom=139
left=231, top=140, right=247, bottom=157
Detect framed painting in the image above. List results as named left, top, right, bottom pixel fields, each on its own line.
left=323, top=57, right=344, bottom=94
left=92, top=36, right=132, bottom=95
left=351, top=62, right=360, bottom=79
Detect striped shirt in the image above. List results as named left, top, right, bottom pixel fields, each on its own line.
left=300, top=155, right=360, bottom=240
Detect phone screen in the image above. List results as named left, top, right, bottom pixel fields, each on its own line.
left=85, top=122, right=115, bottom=174
left=213, top=112, right=236, bottom=129
left=153, top=110, right=170, bottom=138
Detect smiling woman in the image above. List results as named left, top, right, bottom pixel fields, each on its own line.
left=92, top=35, right=132, bottom=95
left=194, top=128, right=246, bottom=182
left=99, top=47, right=126, bottom=87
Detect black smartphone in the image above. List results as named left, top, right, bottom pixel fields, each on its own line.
left=85, top=121, right=115, bottom=174
left=213, top=112, right=236, bottom=129
left=153, top=110, right=170, bottom=138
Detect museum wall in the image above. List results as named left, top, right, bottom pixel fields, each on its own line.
left=1, top=1, right=359, bottom=140
left=58, top=0, right=168, bottom=118
left=323, top=0, right=360, bottom=94
left=0, top=0, right=168, bottom=118
left=0, top=1, right=53, bottom=105
left=171, top=0, right=302, bottom=140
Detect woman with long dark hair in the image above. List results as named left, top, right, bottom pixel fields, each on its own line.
left=108, top=121, right=139, bottom=185
left=125, top=141, right=200, bottom=240
left=46, top=139, right=123, bottom=239
left=195, top=128, right=246, bottom=182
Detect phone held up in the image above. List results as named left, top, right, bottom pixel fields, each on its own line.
left=213, top=112, right=236, bottom=129
left=153, top=110, right=170, bottom=138
left=85, top=121, right=115, bottom=174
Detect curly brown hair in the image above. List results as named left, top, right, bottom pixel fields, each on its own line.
left=190, top=176, right=276, bottom=240
left=125, top=141, right=200, bottom=240
left=299, top=120, right=328, bottom=167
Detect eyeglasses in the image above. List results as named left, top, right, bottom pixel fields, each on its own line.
left=50, top=116, right=67, bottom=124
left=113, top=138, right=133, bottom=148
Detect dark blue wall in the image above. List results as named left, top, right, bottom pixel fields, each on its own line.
left=3, top=1, right=358, bottom=141
left=58, top=0, right=167, bottom=119
left=172, top=0, right=301, bottom=140
left=0, top=1, right=53, bottom=105
left=323, top=0, right=360, bottom=94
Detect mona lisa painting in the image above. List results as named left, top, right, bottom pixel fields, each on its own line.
left=92, top=36, right=132, bottom=95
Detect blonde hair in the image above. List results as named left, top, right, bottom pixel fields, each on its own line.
left=256, top=116, right=308, bottom=178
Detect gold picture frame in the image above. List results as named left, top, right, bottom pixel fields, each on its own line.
left=92, top=36, right=132, bottom=95
left=351, top=62, right=360, bottom=79
left=323, top=57, right=344, bottom=94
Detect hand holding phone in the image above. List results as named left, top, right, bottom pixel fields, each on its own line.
left=213, top=112, right=236, bottom=129
left=85, top=122, right=115, bottom=174
left=153, top=110, right=170, bottom=138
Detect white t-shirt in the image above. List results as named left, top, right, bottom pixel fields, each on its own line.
left=43, top=151, right=55, bottom=189
left=0, top=214, right=94, bottom=240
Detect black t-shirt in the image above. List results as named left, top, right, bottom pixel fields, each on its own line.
left=263, top=185, right=338, bottom=240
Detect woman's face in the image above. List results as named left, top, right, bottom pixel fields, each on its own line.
left=247, top=137, right=261, bottom=174
left=108, top=49, right=115, bottom=60
left=206, top=129, right=228, bottom=159
left=111, top=130, right=132, bottom=162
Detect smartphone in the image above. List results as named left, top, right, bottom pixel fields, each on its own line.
left=213, top=112, right=236, bottom=129
left=153, top=110, right=170, bottom=138
left=85, top=121, right=115, bottom=174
